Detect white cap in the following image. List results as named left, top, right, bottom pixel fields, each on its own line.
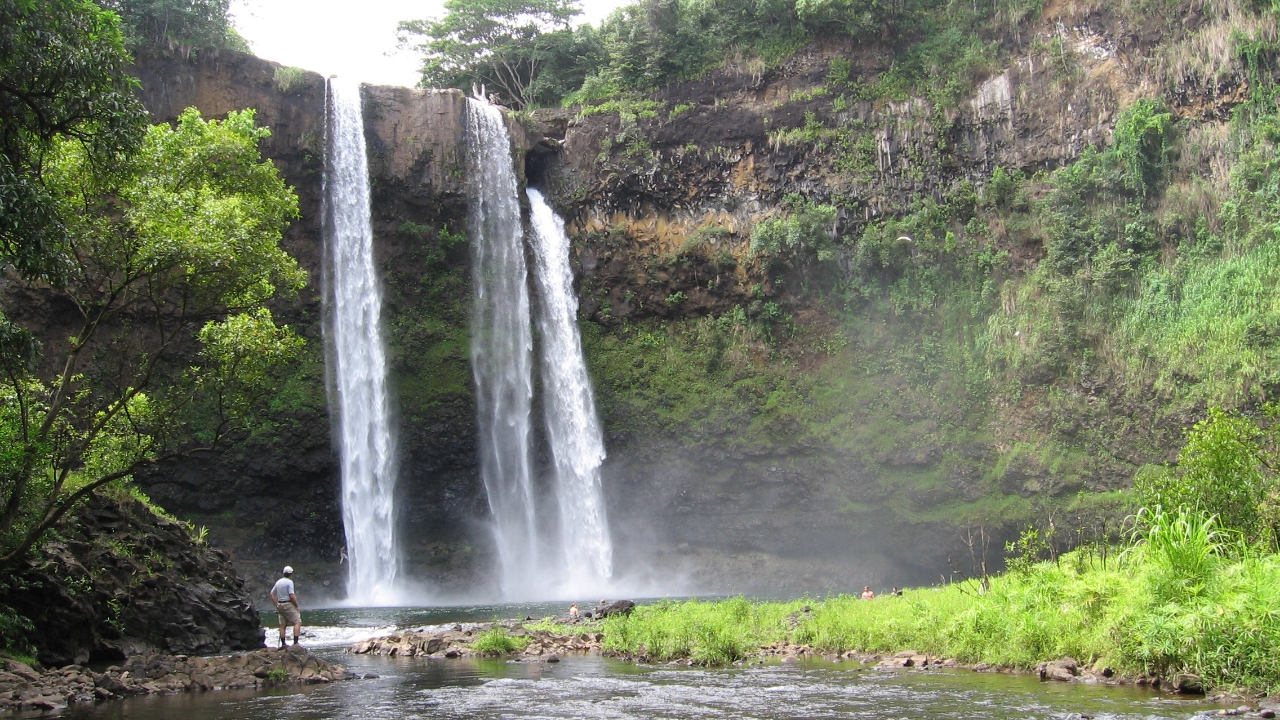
left=283, top=566, right=293, bottom=575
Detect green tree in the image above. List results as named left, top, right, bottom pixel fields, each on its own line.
left=795, top=0, right=912, bottom=37
left=399, top=0, right=584, bottom=108
left=0, top=0, right=147, bottom=280
left=0, top=108, right=305, bottom=566
left=95, top=0, right=245, bottom=50
left=586, top=0, right=805, bottom=95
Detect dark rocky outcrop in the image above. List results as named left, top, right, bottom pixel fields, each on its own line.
left=594, top=600, right=635, bottom=618
left=3, top=494, right=263, bottom=667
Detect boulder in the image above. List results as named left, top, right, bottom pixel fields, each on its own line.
left=596, top=600, right=636, bottom=618
left=1171, top=673, right=1204, bottom=694
left=1037, top=657, right=1079, bottom=682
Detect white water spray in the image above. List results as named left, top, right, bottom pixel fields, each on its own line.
left=323, top=77, right=401, bottom=605
left=465, top=97, right=539, bottom=597
left=528, top=188, right=613, bottom=588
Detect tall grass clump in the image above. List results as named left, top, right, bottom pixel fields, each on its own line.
left=1129, top=506, right=1224, bottom=603
left=471, top=626, right=530, bottom=655
left=602, top=597, right=797, bottom=664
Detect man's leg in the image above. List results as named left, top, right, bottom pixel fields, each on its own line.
left=292, top=621, right=302, bottom=645
left=278, top=619, right=287, bottom=647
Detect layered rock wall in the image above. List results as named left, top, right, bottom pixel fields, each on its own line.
left=116, top=6, right=1234, bottom=598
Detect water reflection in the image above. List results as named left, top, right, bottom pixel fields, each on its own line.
left=62, top=652, right=1215, bottom=720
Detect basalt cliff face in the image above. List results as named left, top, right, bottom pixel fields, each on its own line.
left=120, top=3, right=1242, bottom=599
left=10, top=494, right=263, bottom=666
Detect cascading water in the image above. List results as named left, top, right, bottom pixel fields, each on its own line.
left=323, top=77, right=401, bottom=605
left=527, top=188, right=613, bottom=589
left=465, top=97, right=539, bottom=597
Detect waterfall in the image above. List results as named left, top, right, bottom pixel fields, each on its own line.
left=466, top=99, right=613, bottom=598
left=465, top=97, right=539, bottom=597
left=527, top=188, right=613, bottom=588
left=323, top=77, right=401, bottom=605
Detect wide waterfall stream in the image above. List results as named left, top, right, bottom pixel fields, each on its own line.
left=58, top=606, right=1215, bottom=720
left=466, top=99, right=614, bottom=599
left=466, top=97, right=539, bottom=598
left=324, top=77, right=401, bottom=604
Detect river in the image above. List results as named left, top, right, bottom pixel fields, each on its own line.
left=60, top=604, right=1218, bottom=719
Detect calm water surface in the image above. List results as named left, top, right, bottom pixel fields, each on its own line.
left=61, top=604, right=1218, bottom=720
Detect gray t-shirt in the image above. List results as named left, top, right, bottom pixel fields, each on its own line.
left=272, top=577, right=295, bottom=604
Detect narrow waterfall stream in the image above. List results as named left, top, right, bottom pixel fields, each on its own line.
left=465, top=97, right=539, bottom=597
left=528, top=188, right=613, bottom=589
left=323, top=78, right=401, bottom=604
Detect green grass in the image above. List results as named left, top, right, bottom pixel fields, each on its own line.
left=601, top=514, right=1280, bottom=692
left=471, top=626, right=530, bottom=655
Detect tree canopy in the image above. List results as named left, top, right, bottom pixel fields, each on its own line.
left=398, top=0, right=586, bottom=108
left=96, top=0, right=248, bottom=51
left=0, top=0, right=147, bottom=280
left=0, top=108, right=304, bottom=566
left=398, top=0, right=961, bottom=107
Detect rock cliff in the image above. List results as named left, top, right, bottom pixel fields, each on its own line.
left=116, top=2, right=1244, bottom=598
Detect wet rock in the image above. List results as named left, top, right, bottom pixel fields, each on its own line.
left=1172, top=673, right=1204, bottom=694
left=355, top=622, right=607, bottom=660
left=0, top=648, right=357, bottom=713
left=1037, top=657, right=1079, bottom=683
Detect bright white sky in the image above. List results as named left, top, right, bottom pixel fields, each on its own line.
left=229, top=0, right=632, bottom=87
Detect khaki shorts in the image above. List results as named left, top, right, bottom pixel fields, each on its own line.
left=276, top=601, right=300, bottom=625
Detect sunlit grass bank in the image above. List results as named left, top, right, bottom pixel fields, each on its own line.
left=601, top=511, right=1280, bottom=692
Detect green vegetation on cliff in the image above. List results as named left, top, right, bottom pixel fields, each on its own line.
left=564, top=0, right=1280, bottom=544
left=402, top=0, right=1041, bottom=108
left=599, top=386, right=1280, bottom=691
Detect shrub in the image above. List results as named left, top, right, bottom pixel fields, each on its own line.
left=273, top=67, right=308, bottom=94
left=1135, top=407, right=1270, bottom=541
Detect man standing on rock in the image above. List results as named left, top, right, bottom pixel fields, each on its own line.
left=270, top=566, right=302, bottom=647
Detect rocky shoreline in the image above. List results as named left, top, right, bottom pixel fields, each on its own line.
left=0, top=647, right=358, bottom=714
left=349, top=617, right=1280, bottom=718
left=350, top=622, right=606, bottom=661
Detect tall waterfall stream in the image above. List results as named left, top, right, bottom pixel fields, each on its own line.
left=467, top=99, right=613, bottom=598
left=465, top=97, right=539, bottom=597
left=323, top=78, right=401, bottom=604
left=528, top=188, right=613, bottom=587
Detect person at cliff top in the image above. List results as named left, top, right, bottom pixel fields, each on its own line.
left=569, top=603, right=580, bottom=619
left=270, top=566, right=302, bottom=647
left=861, top=586, right=875, bottom=599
